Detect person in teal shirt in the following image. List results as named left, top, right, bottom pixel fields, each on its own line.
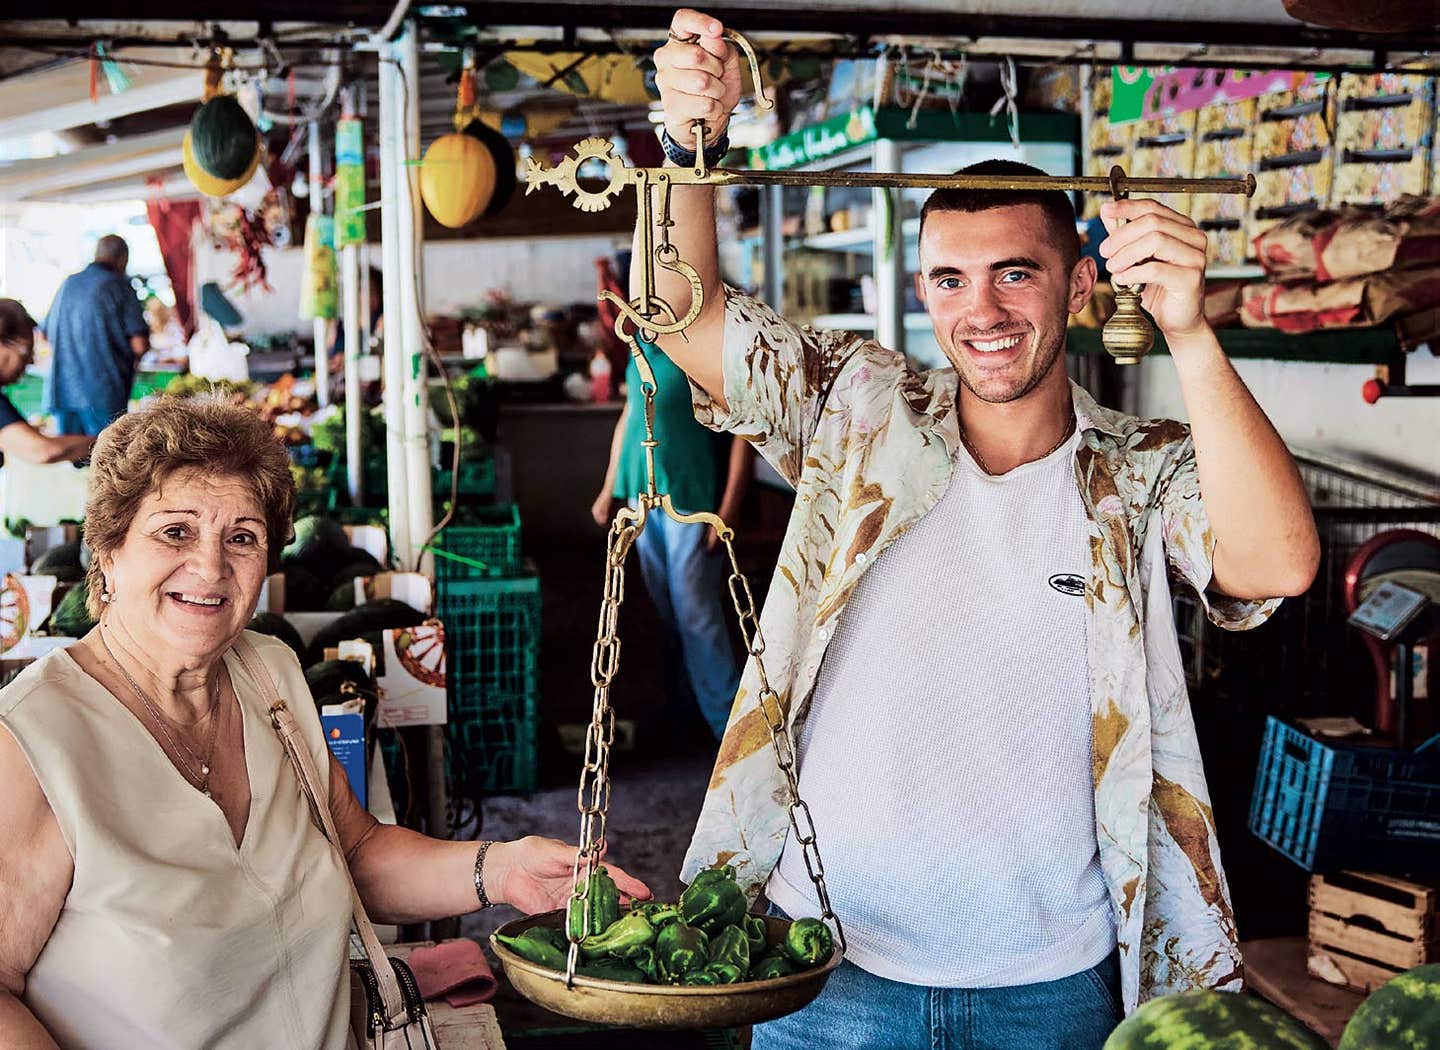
left=593, top=338, right=753, bottom=740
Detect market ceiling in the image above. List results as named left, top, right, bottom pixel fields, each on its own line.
left=1, top=0, right=1435, bottom=205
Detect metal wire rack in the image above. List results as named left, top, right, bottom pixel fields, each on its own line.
left=1175, top=450, right=1440, bottom=716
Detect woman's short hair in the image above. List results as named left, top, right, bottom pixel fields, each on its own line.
left=83, top=396, right=295, bottom=617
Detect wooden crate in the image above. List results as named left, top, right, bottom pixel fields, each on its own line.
left=1307, top=870, right=1439, bottom=994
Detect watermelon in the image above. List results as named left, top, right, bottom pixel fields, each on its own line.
left=1104, top=990, right=1326, bottom=1049
left=281, top=565, right=328, bottom=612
left=1339, top=964, right=1440, bottom=1050
left=189, top=95, right=259, bottom=180
left=303, top=598, right=425, bottom=667
left=48, top=581, right=96, bottom=638
left=31, top=542, right=84, bottom=582
left=247, top=612, right=306, bottom=663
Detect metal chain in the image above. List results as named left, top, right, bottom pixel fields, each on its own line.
left=567, top=445, right=643, bottom=985
left=717, top=536, right=847, bottom=954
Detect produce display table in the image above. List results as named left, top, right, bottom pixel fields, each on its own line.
left=1241, top=937, right=1364, bottom=1047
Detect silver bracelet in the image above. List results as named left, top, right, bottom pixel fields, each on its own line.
left=473, top=840, right=496, bottom=908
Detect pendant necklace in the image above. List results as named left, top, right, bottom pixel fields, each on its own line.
left=100, top=627, right=224, bottom=797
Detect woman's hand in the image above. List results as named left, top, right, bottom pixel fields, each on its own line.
left=486, top=836, right=652, bottom=914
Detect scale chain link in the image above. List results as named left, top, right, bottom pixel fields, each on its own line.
left=720, top=536, right=847, bottom=954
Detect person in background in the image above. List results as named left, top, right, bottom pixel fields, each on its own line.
left=328, top=266, right=385, bottom=376
left=593, top=335, right=754, bottom=741
left=41, top=235, right=150, bottom=436
left=0, top=299, right=94, bottom=464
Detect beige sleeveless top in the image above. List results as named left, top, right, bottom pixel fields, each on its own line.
left=0, top=631, right=353, bottom=1050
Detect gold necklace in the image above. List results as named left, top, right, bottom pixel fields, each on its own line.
left=100, top=627, right=224, bottom=796
left=960, top=415, right=1076, bottom=476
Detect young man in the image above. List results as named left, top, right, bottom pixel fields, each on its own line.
left=648, top=9, right=1319, bottom=1049
left=41, top=235, right=150, bottom=436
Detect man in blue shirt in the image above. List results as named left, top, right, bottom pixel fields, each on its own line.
left=0, top=299, right=95, bottom=464
left=41, top=235, right=150, bottom=435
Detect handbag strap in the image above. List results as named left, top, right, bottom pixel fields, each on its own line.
left=231, top=636, right=410, bottom=1030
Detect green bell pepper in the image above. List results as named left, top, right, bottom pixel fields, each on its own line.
left=577, top=958, right=648, bottom=983
left=579, top=911, right=656, bottom=960
left=627, top=945, right=659, bottom=981
left=631, top=901, right=683, bottom=929
left=495, top=929, right=568, bottom=971
left=567, top=865, right=620, bottom=940
left=682, top=969, right=721, bottom=986
left=680, top=873, right=748, bottom=935
left=783, top=917, right=834, bottom=968
left=742, top=913, right=767, bottom=957
left=689, top=863, right=737, bottom=889
left=655, top=921, right=710, bottom=984
left=704, top=925, right=751, bottom=984
left=750, top=953, right=796, bottom=981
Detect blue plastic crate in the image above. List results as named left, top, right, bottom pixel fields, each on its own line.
left=1249, top=716, right=1440, bottom=873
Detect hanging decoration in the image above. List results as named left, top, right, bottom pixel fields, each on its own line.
left=299, top=212, right=338, bottom=319
left=419, top=68, right=498, bottom=228
left=334, top=114, right=367, bottom=247
left=453, top=58, right=517, bottom=217
left=184, top=51, right=263, bottom=197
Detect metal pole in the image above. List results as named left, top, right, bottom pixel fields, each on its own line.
left=378, top=37, right=412, bottom=567
left=397, top=20, right=434, bottom=578
left=762, top=184, right=784, bottom=309
left=873, top=137, right=905, bottom=355
left=308, top=120, right=330, bottom=408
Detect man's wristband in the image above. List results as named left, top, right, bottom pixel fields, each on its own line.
left=660, top=126, right=731, bottom=168
left=473, top=840, right=496, bottom=908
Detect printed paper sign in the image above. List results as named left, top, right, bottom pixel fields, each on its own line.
left=377, top=623, right=448, bottom=728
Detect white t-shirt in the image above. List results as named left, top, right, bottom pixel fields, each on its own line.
left=768, top=424, right=1116, bottom=987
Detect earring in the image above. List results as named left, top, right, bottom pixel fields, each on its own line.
left=100, top=581, right=113, bottom=604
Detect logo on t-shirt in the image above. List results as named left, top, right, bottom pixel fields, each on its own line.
left=1048, top=573, right=1085, bottom=597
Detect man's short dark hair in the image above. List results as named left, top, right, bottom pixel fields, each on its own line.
left=919, top=159, right=1081, bottom=268
left=94, top=234, right=129, bottom=269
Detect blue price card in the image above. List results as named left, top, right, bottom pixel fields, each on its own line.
left=321, top=712, right=367, bottom=809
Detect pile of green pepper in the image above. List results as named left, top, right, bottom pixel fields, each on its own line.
left=495, top=864, right=836, bottom=986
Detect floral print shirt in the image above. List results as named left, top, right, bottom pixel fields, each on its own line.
left=680, top=288, right=1281, bottom=1013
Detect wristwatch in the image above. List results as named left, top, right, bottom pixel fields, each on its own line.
left=660, top=126, right=732, bottom=168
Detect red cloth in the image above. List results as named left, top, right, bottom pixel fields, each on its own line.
left=406, top=939, right=498, bottom=1008
left=144, top=196, right=201, bottom=337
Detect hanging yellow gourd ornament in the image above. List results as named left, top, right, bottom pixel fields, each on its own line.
left=183, top=53, right=263, bottom=197
left=419, top=69, right=496, bottom=228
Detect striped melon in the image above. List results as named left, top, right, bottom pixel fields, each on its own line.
left=1339, top=964, right=1440, bottom=1050
left=1104, top=990, right=1327, bottom=1049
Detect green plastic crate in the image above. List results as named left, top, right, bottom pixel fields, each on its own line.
left=433, top=457, right=496, bottom=500
left=440, top=574, right=541, bottom=793
left=429, top=504, right=522, bottom=580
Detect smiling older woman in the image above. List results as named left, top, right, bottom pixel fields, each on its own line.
left=0, top=396, right=649, bottom=1050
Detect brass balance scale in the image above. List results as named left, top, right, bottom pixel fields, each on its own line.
left=490, top=27, right=1254, bottom=1030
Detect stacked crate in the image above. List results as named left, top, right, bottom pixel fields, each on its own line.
left=1308, top=871, right=1438, bottom=994
left=1333, top=72, right=1434, bottom=205
left=1193, top=99, right=1257, bottom=266
left=1249, top=77, right=1334, bottom=245
left=434, top=505, right=540, bottom=794
left=1084, top=71, right=1133, bottom=221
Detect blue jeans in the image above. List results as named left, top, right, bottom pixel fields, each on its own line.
left=631, top=502, right=740, bottom=739
left=754, top=907, right=1121, bottom=1050
left=51, top=406, right=118, bottom=436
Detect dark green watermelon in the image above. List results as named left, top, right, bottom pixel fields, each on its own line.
left=303, top=598, right=425, bottom=667
left=305, top=657, right=375, bottom=699
left=1104, top=990, right=1326, bottom=1049
left=247, top=611, right=306, bottom=663
left=282, top=565, right=328, bottom=613
left=49, top=581, right=96, bottom=637
left=189, top=95, right=258, bottom=180
left=461, top=118, right=516, bottom=216
left=1339, top=963, right=1440, bottom=1050
left=31, top=542, right=84, bottom=582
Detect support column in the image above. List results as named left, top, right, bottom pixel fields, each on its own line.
left=377, top=36, right=412, bottom=566
left=308, top=120, right=330, bottom=407
left=873, top=137, right=905, bottom=355
left=396, top=20, right=434, bottom=578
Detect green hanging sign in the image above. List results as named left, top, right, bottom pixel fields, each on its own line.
left=334, top=117, right=366, bottom=248
left=748, top=106, right=878, bottom=170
